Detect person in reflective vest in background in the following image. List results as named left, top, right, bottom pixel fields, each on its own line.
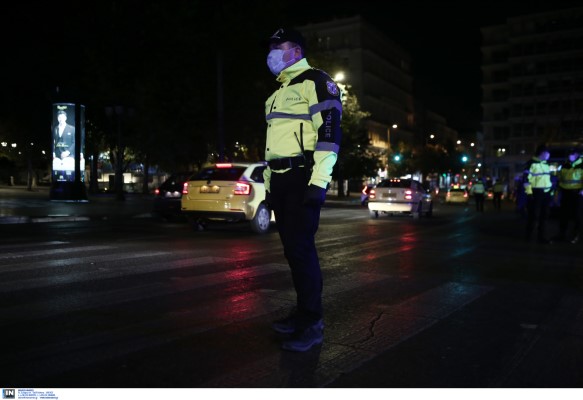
left=554, top=148, right=582, bottom=244
left=470, top=178, right=486, bottom=212
left=262, top=27, right=342, bottom=352
left=524, top=144, right=553, bottom=244
left=492, top=178, right=506, bottom=211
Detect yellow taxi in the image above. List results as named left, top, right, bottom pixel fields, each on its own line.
left=181, top=162, right=274, bottom=234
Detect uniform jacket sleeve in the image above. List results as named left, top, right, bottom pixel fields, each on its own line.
left=263, top=166, right=271, bottom=193
left=305, top=71, right=342, bottom=189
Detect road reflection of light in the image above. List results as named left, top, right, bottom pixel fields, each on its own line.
left=220, top=291, right=262, bottom=318
left=224, top=268, right=253, bottom=280
left=397, top=232, right=417, bottom=275
left=361, top=225, right=419, bottom=274
left=228, top=242, right=263, bottom=261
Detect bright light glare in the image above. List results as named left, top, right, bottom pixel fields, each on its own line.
left=334, top=72, right=345, bottom=82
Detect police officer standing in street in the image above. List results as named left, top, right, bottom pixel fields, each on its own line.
left=263, top=27, right=342, bottom=352
left=554, top=148, right=582, bottom=244
left=492, top=178, right=506, bottom=211
left=470, top=178, right=486, bottom=212
left=524, top=144, right=553, bottom=244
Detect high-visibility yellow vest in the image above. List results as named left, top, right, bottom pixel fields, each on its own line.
left=471, top=182, right=485, bottom=194
left=559, top=157, right=582, bottom=190
left=523, top=157, right=552, bottom=195
left=263, top=58, right=342, bottom=191
left=493, top=182, right=505, bottom=193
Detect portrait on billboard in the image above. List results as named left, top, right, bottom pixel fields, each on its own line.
left=52, top=105, right=76, bottom=181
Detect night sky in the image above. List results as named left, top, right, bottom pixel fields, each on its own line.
left=286, top=0, right=582, bottom=136
left=1, top=0, right=581, bottom=141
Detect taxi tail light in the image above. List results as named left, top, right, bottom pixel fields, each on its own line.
left=182, top=182, right=189, bottom=195
left=464, top=191, right=468, bottom=198
left=369, top=189, right=376, bottom=199
left=362, top=186, right=368, bottom=195
left=405, top=190, right=412, bottom=200
left=234, top=182, right=251, bottom=195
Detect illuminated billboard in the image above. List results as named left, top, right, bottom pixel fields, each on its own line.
left=52, top=103, right=85, bottom=183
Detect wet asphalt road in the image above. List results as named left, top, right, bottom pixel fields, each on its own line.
left=1, top=187, right=582, bottom=388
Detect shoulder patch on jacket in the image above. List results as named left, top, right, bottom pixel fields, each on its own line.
left=326, top=80, right=339, bottom=96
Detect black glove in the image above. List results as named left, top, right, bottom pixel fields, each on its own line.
left=303, top=184, right=326, bottom=206
left=264, top=191, right=272, bottom=209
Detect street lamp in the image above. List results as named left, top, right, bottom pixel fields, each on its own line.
left=334, top=71, right=348, bottom=102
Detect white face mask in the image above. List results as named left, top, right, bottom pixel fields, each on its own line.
left=267, top=48, right=295, bottom=76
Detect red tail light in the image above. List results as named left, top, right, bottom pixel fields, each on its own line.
left=362, top=186, right=368, bottom=195
left=216, top=163, right=232, bottom=168
left=182, top=182, right=189, bottom=195
left=234, top=182, right=251, bottom=195
left=369, top=189, right=376, bottom=199
left=154, top=188, right=160, bottom=195
left=405, top=190, right=412, bottom=200
left=464, top=191, right=468, bottom=198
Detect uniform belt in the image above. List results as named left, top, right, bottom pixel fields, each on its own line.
left=268, top=156, right=305, bottom=170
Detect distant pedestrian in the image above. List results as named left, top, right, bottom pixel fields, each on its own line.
left=553, top=148, right=582, bottom=243
left=470, top=178, right=486, bottom=212
left=524, top=144, right=553, bottom=244
left=492, top=178, right=506, bottom=211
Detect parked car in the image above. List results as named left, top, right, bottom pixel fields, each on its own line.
left=180, top=162, right=274, bottom=234
left=367, top=178, right=433, bottom=218
left=152, top=171, right=194, bottom=220
left=445, top=187, right=469, bottom=204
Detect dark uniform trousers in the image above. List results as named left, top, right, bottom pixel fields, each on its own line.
left=474, top=193, right=485, bottom=212
left=526, top=188, right=552, bottom=240
left=559, top=189, right=582, bottom=238
left=493, top=193, right=503, bottom=210
left=270, top=167, right=322, bottom=328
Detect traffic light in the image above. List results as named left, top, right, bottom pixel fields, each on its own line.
left=393, top=154, right=401, bottom=162
left=461, top=155, right=468, bottom=163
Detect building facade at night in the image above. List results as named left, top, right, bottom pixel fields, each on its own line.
left=481, top=6, right=583, bottom=181
left=297, top=16, right=458, bottom=167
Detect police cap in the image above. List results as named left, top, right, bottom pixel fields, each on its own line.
left=267, top=27, right=306, bottom=49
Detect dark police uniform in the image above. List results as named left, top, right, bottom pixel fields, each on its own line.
left=557, top=154, right=582, bottom=242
